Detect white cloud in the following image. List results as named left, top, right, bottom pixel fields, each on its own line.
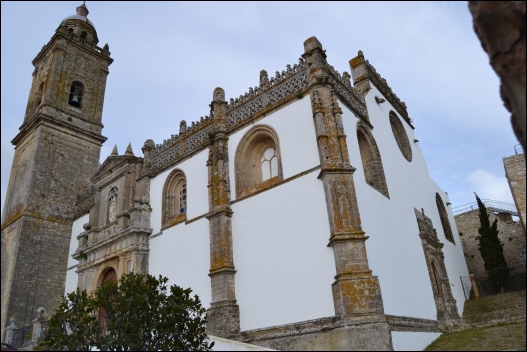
left=465, top=169, right=513, bottom=203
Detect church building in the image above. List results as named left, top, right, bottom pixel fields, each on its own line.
left=2, top=4, right=469, bottom=351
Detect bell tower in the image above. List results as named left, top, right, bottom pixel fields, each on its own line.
left=1, top=3, right=112, bottom=337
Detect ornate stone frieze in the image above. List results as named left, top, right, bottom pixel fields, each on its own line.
left=414, top=208, right=463, bottom=331
left=326, top=64, right=368, bottom=118
left=226, top=59, right=308, bottom=126
left=144, top=117, right=213, bottom=175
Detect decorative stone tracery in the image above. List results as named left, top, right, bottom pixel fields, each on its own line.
left=161, top=170, right=187, bottom=228
left=234, top=125, right=283, bottom=198
left=436, top=193, right=455, bottom=244
left=390, top=111, right=413, bottom=162
left=414, top=208, right=462, bottom=330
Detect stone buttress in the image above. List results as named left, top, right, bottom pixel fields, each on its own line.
left=303, top=37, right=392, bottom=350
left=205, top=88, right=241, bottom=338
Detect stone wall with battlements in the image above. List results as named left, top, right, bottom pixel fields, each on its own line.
left=455, top=209, right=526, bottom=274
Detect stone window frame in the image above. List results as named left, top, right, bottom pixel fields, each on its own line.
left=162, top=169, right=187, bottom=228
left=235, top=124, right=284, bottom=199
left=389, top=110, right=413, bottom=162
left=436, top=193, right=455, bottom=244
left=356, top=122, right=390, bottom=198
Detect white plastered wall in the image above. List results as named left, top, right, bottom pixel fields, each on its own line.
left=340, top=85, right=469, bottom=320
left=148, top=149, right=211, bottom=305
left=64, top=213, right=88, bottom=295
left=229, top=98, right=335, bottom=331
left=149, top=218, right=211, bottom=308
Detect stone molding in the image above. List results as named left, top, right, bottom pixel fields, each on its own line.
left=386, top=315, right=440, bottom=332
left=414, top=208, right=463, bottom=331
left=350, top=51, right=414, bottom=129
left=241, top=314, right=392, bottom=351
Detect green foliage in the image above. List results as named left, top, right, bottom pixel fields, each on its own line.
left=35, top=273, right=213, bottom=351
left=34, top=289, right=99, bottom=351
left=475, top=194, right=509, bottom=289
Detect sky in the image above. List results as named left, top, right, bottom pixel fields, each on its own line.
left=1, top=1, right=521, bottom=217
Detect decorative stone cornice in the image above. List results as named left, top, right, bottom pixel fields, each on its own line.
left=144, top=43, right=371, bottom=178
left=350, top=51, right=414, bottom=128
left=226, top=59, right=308, bottom=126
left=325, top=64, right=368, bottom=118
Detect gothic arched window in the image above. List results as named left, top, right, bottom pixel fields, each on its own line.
left=436, top=193, right=455, bottom=244
left=235, top=125, right=283, bottom=198
left=357, top=123, right=389, bottom=198
left=389, top=111, right=412, bottom=162
left=162, top=170, right=187, bottom=228
left=69, top=81, right=84, bottom=108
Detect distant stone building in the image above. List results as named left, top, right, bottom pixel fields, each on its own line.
left=2, top=4, right=471, bottom=351
left=454, top=201, right=525, bottom=274
left=454, top=146, right=526, bottom=275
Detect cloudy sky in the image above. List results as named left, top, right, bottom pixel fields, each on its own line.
left=1, top=1, right=521, bottom=216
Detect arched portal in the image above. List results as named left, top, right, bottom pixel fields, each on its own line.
left=98, top=268, right=117, bottom=333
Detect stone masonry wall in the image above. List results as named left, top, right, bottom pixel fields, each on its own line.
left=504, top=154, right=526, bottom=234
left=455, top=209, right=525, bottom=274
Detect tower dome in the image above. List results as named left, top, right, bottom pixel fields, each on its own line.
left=61, top=3, right=98, bottom=44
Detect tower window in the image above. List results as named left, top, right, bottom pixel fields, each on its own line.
left=69, top=81, right=84, bottom=108
left=36, top=82, right=44, bottom=106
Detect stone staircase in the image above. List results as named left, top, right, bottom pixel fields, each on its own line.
left=462, top=290, right=526, bottom=326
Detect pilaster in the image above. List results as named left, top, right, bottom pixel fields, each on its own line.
left=304, top=36, right=392, bottom=349
left=205, top=87, right=240, bottom=338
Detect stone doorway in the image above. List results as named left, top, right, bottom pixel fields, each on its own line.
left=98, top=268, right=117, bottom=333
left=415, top=208, right=463, bottom=330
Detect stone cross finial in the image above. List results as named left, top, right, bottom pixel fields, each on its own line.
left=111, top=144, right=118, bottom=156
left=124, top=142, right=134, bottom=156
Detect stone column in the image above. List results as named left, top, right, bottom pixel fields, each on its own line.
left=303, top=37, right=392, bottom=349
left=205, top=87, right=240, bottom=338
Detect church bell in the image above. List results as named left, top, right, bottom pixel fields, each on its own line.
left=70, top=94, right=80, bottom=103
